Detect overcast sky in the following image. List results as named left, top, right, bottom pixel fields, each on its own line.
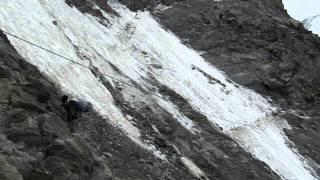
left=282, top=0, right=320, bottom=20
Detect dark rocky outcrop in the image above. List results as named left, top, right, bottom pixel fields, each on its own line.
left=0, top=31, right=107, bottom=180
left=65, top=0, right=119, bottom=21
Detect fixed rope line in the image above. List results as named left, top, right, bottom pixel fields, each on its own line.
left=2, top=30, right=171, bottom=101
left=2, top=30, right=253, bottom=127
left=215, top=60, right=253, bottom=68
left=2, top=30, right=135, bottom=88
left=198, top=110, right=250, bottom=127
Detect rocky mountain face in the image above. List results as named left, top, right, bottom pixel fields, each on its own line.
left=0, top=27, right=278, bottom=180
left=121, top=0, right=320, bottom=172
left=0, top=0, right=320, bottom=180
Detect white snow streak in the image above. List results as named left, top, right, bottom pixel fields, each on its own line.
left=181, top=157, right=208, bottom=179
left=0, top=0, right=318, bottom=179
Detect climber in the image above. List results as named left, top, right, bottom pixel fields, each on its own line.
left=61, top=95, right=91, bottom=132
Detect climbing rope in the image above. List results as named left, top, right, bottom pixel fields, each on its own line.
left=2, top=30, right=136, bottom=88
left=197, top=110, right=250, bottom=127
left=1, top=30, right=255, bottom=127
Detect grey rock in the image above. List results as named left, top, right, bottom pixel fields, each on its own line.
left=14, top=141, right=25, bottom=150
left=102, top=152, right=113, bottom=158
left=90, top=163, right=113, bottom=180
left=0, top=65, right=11, bottom=78
left=0, top=155, right=23, bottom=180
left=35, top=152, right=45, bottom=160
left=37, top=113, right=70, bottom=139
left=6, top=156, right=32, bottom=178
left=150, top=63, right=163, bottom=69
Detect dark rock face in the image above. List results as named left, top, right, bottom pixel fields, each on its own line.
left=120, top=0, right=320, bottom=171
left=122, top=0, right=320, bottom=105
left=0, top=31, right=105, bottom=179
left=165, top=1, right=319, bottom=105
left=65, top=0, right=118, bottom=20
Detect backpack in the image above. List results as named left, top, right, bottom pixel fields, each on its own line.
left=74, top=100, right=92, bottom=113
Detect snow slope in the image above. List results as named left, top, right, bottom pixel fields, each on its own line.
left=0, top=0, right=318, bottom=179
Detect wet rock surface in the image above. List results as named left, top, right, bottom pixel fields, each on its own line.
left=120, top=0, right=320, bottom=173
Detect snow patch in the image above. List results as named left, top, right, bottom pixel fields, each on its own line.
left=228, top=116, right=317, bottom=180
left=154, top=4, right=172, bottom=13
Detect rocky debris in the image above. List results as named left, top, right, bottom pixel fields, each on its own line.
left=77, top=112, right=196, bottom=180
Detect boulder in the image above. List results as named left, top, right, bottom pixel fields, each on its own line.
left=10, top=91, right=44, bottom=113
left=150, top=63, right=163, bottom=69
left=43, top=136, right=99, bottom=179
left=37, top=113, right=70, bottom=139
left=90, top=162, right=113, bottom=180
left=6, top=113, right=42, bottom=147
